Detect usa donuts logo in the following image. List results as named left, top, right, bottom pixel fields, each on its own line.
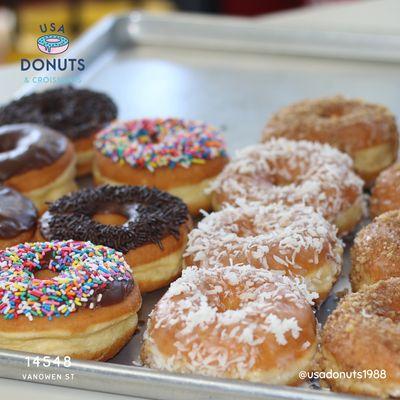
left=21, top=23, right=85, bottom=83
left=37, top=23, right=69, bottom=55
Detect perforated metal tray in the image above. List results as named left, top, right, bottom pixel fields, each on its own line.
left=2, top=11, right=400, bottom=399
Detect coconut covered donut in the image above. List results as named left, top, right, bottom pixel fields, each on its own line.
left=211, top=138, right=364, bottom=235
left=184, top=203, right=342, bottom=301
left=0, top=87, right=117, bottom=176
left=142, top=265, right=317, bottom=385
left=0, top=240, right=141, bottom=360
left=370, top=163, right=400, bottom=218
left=0, top=186, right=37, bottom=249
left=37, top=185, right=191, bottom=293
left=93, top=118, right=228, bottom=214
left=0, top=123, right=77, bottom=213
left=262, top=96, right=399, bottom=185
left=351, top=210, right=400, bottom=291
left=320, top=278, right=400, bottom=398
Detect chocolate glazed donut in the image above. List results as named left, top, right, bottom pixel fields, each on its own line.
left=38, top=185, right=192, bottom=292
left=0, top=123, right=67, bottom=181
left=0, top=186, right=38, bottom=249
left=0, top=86, right=118, bottom=176
left=0, top=123, right=77, bottom=213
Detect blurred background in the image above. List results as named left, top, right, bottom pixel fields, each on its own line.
left=0, top=0, right=356, bottom=63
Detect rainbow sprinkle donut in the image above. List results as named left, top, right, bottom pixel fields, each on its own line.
left=0, top=240, right=134, bottom=321
left=93, top=118, right=229, bottom=215
left=37, top=34, right=69, bottom=55
left=95, top=118, right=227, bottom=171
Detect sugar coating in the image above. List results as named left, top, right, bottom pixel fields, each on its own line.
left=264, top=96, right=398, bottom=152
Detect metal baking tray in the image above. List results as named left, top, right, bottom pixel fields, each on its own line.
left=2, top=10, right=400, bottom=400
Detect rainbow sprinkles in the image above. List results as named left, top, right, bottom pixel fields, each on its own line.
left=95, top=118, right=228, bottom=172
left=0, top=241, right=133, bottom=321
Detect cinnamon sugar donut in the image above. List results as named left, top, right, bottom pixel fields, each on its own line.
left=320, top=278, right=400, bottom=398
left=184, top=203, right=342, bottom=301
left=93, top=118, right=228, bottom=214
left=351, top=210, right=400, bottom=291
left=0, top=186, right=37, bottom=249
left=0, top=124, right=77, bottom=213
left=142, top=265, right=317, bottom=385
left=263, top=96, right=399, bottom=185
left=210, top=139, right=364, bottom=235
left=371, top=163, right=400, bottom=218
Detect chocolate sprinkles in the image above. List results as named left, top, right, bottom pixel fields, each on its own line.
left=40, top=185, right=189, bottom=253
left=0, top=86, right=117, bottom=140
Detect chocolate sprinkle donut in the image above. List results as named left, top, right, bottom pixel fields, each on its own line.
left=40, top=185, right=189, bottom=253
left=0, top=86, right=117, bottom=140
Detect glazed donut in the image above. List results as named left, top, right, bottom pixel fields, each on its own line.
left=0, top=123, right=77, bottom=213
left=37, top=185, right=191, bottom=293
left=142, top=264, right=317, bottom=385
left=0, top=240, right=141, bottom=360
left=262, top=96, right=399, bottom=185
left=0, top=186, right=37, bottom=249
left=320, top=278, right=400, bottom=398
left=370, top=163, right=400, bottom=218
left=0, top=86, right=117, bottom=176
left=184, top=203, right=342, bottom=301
left=351, top=210, right=400, bottom=291
left=93, top=118, right=229, bottom=214
left=210, top=138, right=364, bottom=235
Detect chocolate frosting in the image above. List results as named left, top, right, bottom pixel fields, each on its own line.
left=89, top=280, right=134, bottom=307
left=40, top=185, right=189, bottom=253
left=0, top=123, right=68, bottom=181
left=0, top=186, right=37, bottom=238
left=0, top=86, right=118, bottom=140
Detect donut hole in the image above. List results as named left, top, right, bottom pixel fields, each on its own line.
left=203, top=283, right=243, bottom=312
left=46, top=38, right=61, bottom=43
left=93, top=213, right=128, bottom=225
left=34, top=269, right=58, bottom=280
left=235, top=218, right=256, bottom=236
left=137, top=127, right=163, bottom=144
left=92, top=203, right=139, bottom=225
left=40, top=98, right=64, bottom=115
left=268, top=160, right=307, bottom=187
left=33, top=251, right=59, bottom=279
left=318, top=105, right=345, bottom=119
left=246, top=173, right=293, bottom=189
left=272, top=176, right=296, bottom=186
left=373, top=302, right=400, bottom=323
left=218, top=294, right=242, bottom=311
left=0, top=131, right=22, bottom=153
